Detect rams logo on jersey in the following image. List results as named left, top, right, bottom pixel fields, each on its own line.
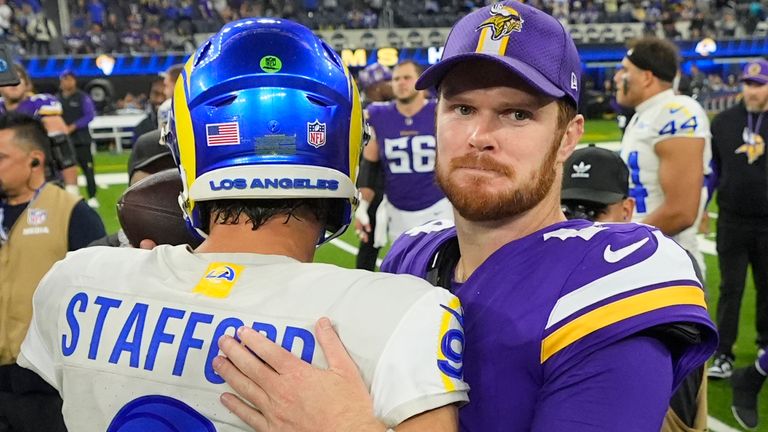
left=476, top=3, right=524, bottom=40
left=193, top=262, right=244, bottom=298
left=205, top=265, right=237, bottom=282
left=437, top=297, right=464, bottom=390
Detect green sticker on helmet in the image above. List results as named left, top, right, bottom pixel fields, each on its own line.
left=260, top=56, right=282, bottom=73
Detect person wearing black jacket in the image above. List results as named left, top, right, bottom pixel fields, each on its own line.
left=57, top=70, right=98, bottom=208
left=708, top=59, right=768, bottom=379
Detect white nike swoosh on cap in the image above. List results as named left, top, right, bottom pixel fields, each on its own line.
left=603, top=237, right=650, bottom=263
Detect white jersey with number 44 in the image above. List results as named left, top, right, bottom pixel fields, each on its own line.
left=619, top=89, right=711, bottom=264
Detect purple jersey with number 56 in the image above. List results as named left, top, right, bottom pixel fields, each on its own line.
left=366, top=100, right=445, bottom=211
left=382, top=219, right=718, bottom=431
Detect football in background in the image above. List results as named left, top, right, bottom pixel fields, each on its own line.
left=117, top=168, right=203, bottom=248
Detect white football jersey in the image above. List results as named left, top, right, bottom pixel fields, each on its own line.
left=19, top=245, right=468, bottom=431
left=619, top=89, right=711, bottom=268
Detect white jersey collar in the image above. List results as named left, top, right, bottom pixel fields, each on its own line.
left=635, top=89, right=676, bottom=114
left=161, top=244, right=301, bottom=266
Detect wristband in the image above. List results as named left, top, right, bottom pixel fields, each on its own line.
left=357, top=158, right=381, bottom=189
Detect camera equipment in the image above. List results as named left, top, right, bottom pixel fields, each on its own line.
left=0, top=46, right=19, bottom=87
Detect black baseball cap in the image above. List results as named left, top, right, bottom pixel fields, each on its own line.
left=561, top=144, right=629, bottom=205
left=128, top=129, right=175, bottom=181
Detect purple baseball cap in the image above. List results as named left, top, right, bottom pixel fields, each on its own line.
left=416, top=1, right=581, bottom=107
left=741, top=59, right=768, bottom=85
left=59, top=69, right=76, bottom=79
left=357, top=63, right=393, bottom=90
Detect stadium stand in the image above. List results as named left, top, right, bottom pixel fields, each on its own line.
left=1, top=0, right=764, bottom=124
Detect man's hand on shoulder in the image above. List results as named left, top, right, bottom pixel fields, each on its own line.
left=213, top=318, right=386, bottom=432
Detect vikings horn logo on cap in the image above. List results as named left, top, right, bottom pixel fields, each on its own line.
left=748, top=62, right=763, bottom=77
left=476, top=3, right=524, bottom=41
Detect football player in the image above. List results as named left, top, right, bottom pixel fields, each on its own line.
left=0, top=63, right=80, bottom=196
left=562, top=145, right=709, bottom=432
left=354, top=63, right=393, bottom=270
left=356, top=60, right=452, bottom=244
left=614, top=37, right=711, bottom=277
left=212, top=2, right=718, bottom=431
left=17, top=19, right=467, bottom=431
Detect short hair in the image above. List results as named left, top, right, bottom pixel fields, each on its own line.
left=13, top=63, right=31, bottom=88
left=150, top=76, right=165, bottom=91
left=394, top=60, right=424, bottom=76
left=626, top=37, right=679, bottom=83
left=151, top=76, right=164, bottom=86
left=557, top=99, right=577, bottom=132
left=164, top=64, right=184, bottom=83
left=198, top=198, right=340, bottom=234
left=0, top=112, right=50, bottom=153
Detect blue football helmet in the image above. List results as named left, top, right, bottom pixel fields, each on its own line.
left=166, top=18, right=364, bottom=242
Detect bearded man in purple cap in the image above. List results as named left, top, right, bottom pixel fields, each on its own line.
left=212, top=3, right=718, bottom=431
left=708, top=58, right=768, bottom=383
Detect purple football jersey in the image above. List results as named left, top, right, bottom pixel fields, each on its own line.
left=383, top=219, right=718, bottom=431
left=0, top=93, right=63, bottom=118
left=366, top=100, right=445, bottom=211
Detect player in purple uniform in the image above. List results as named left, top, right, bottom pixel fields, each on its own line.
left=0, top=64, right=79, bottom=196
left=212, top=2, right=718, bottom=431
left=355, top=60, right=452, bottom=245
left=561, top=145, right=710, bottom=432
left=354, top=63, right=393, bottom=270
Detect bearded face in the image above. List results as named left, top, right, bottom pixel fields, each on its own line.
left=436, top=134, right=561, bottom=222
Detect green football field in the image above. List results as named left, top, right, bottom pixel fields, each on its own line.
left=86, top=119, right=765, bottom=430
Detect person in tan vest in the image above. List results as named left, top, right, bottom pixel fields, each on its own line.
left=0, top=112, right=105, bottom=431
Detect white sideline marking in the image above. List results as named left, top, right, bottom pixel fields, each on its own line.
left=83, top=173, right=129, bottom=187
left=328, top=238, right=383, bottom=268
left=699, top=235, right=717, bottom=256
left=707, top=415, right=742, bottom=432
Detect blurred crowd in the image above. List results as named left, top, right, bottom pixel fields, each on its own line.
left=0, top=1, right=766, bottom=56
left=581, top=63, right=747, bottom=119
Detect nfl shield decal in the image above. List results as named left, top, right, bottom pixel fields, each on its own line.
left=27, top=208, right=47, bottom=225
left=307, top=120, right=326, bottom=148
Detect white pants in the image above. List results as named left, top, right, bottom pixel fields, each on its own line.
left=672, top=186, right=709, bottom=279
left=377, top=197, right=454, bottom=244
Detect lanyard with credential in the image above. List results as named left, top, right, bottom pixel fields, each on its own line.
left=0, top=183, right=46, bottom=245
left=747, top=111, right=765, bottom=144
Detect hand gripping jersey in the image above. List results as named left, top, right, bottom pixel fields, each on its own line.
left=619, top=89, right=711, bottom=266
left=366, top=100, right=446, bottom=211
left=382, top=219, right=717, bottom=431
left=18, top=245, right=468, bottom=431
left=0, top=93, right=64, bottom=118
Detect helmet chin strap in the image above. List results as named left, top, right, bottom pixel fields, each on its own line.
left=176, top=164, right=208, bottom=241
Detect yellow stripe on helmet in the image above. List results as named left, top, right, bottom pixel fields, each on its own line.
left=344, top=64, right=363, bottom=192
left=175, top=57, right=197, bottom=215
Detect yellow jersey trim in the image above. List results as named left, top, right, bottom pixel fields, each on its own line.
left=541, top=286, right=706, bottom=363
